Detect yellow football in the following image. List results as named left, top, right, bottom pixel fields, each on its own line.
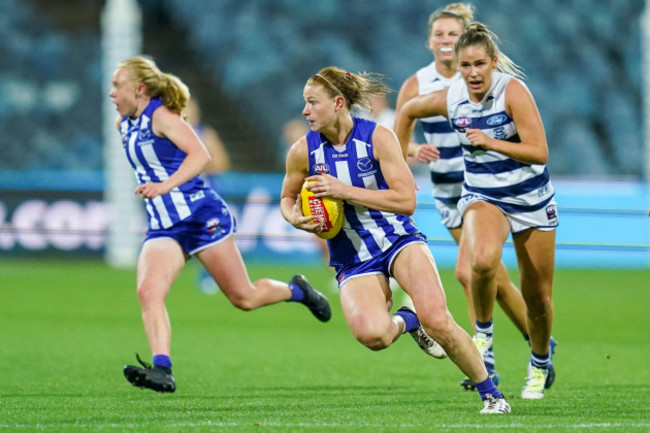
left=300, top=180, right=344, bottom=239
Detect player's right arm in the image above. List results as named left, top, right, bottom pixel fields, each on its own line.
left=394, top=89, right=449, bottom=160
left=393, top=75, right=424, bottom=162
left=280, top=137, right=321, bottom=233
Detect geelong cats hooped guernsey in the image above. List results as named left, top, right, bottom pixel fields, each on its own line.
left=120, top=97, right=213, bottom=230
left=446, top=72, right=555, bottom=214
left=305, top=117, right=419, bottom=267
left=416, top=62, right=464, bottom=204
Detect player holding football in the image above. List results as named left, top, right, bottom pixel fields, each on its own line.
left=109, top=56, right=331, bottom=393
left=280, top=66, right=510, bottom=414
left=393, top=2, right=556, bottom=392
left=394, top=23, right=558, bottom=399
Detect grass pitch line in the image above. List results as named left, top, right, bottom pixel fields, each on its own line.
left=2, top=422, right=649, bottom=430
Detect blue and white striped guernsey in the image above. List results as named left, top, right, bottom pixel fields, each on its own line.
left=416, top=62, right=464, bottom=205
left=306, top=117, right=419, bottom=267
left=446, top=72, right=555, bottom=215
left=119, top=97, right=213, bottom=230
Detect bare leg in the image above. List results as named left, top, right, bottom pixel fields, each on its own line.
left=513, top=229, right=556, bottom=356
left=197, top=236, right=291, bottom=310
left=461, top=202, right=511, bottom=324
left=452, top=226, right=529, bottom=336
left=449, top=227, right=476, bottom=331
left=136, top=238, right=186, bottom=357
left=494, top=263, right=529, bottom=336
left=392, top=243, right=488, bottom=383
left=339, top=274, right=400, bottom=351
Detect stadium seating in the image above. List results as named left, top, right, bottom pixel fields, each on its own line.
left=0, top=0, right=645, bottom=177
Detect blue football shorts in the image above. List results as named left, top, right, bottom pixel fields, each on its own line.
left=334, top=232, right=428, bottom=288
left=144, top=195, right=237, bottom=255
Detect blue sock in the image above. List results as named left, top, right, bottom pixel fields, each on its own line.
left=153, top=354, right=172, bottom=370
left=530, top=351, right=550, bottom=370
left=476, top=319, right=493, bottom=337
left=475, top=377, right=503, bottom=400
left=393, top=309, right=420, bottom=333
left=288, top=282, right=304, bottom=302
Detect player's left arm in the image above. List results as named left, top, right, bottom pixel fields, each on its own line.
left=135, top=107, right=211, bottom=199
left=307, top=125, right=416, bottom=215
left=466, top=79, right=548, bottom=165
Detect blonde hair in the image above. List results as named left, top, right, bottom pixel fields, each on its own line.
left=428, top=3, right=475, bottom=35
left=118, top=56, right=190, bottom=114
left=456, top=22, right=525, bottom=79
left=306, top=66, right=391, bottom=112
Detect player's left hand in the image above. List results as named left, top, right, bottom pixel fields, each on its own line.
left=134, top=182, right=171, bottom=199
left=415, top=144, right=440, bottom=163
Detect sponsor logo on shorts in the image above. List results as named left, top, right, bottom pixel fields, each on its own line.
left=190, top=191, right=205, bottom=202
left=206, top=218, right=222, bottom=236
left=545, top=204, right=557, bottom=221
left=457, top=193, right=480, bottom=210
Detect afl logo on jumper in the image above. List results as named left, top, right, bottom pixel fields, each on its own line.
left=453, top=116, right=471, bottom=132
left=486, top=113, right=508, bottom=127
left=313, top=163, right=330, bottom=174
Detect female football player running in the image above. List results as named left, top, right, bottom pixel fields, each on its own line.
left=280, top=66, right=510, bottom=414
left=395, top=23, right=558, bottom=400
left=394, top=2, right=556, bottom=392
left=109, top=56, right=331, bottom=393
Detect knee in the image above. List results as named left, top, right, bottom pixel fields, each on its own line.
left=413, top=302, right=453, bottom=341
left=136, top=281, right=165, bottom=307
left=356, top=334, right=391, bottom=351
left=470, top=250, right=500, bottom=279
left=455, top=265, right=471, bottom=293
left=420, top=313, right=452, bottom=342
left=229, top=295, right=256, bottom=311
left=349, top=318, right=392, bottom=351
left=225, top=281, right=264, bottom=311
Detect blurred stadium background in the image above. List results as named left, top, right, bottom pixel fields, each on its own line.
left=0, top=0, right=648, bottom=269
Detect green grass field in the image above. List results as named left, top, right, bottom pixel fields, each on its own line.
left=1, top=258, right=648, bottom=432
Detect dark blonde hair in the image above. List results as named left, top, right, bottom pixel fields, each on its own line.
left=306, top=66, right=391, bottom=112
left=428, top=2, right=475, bottom=35
left=118, top=56, right=190, bottom=114
left=456, top=22, right=525, bottom=79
